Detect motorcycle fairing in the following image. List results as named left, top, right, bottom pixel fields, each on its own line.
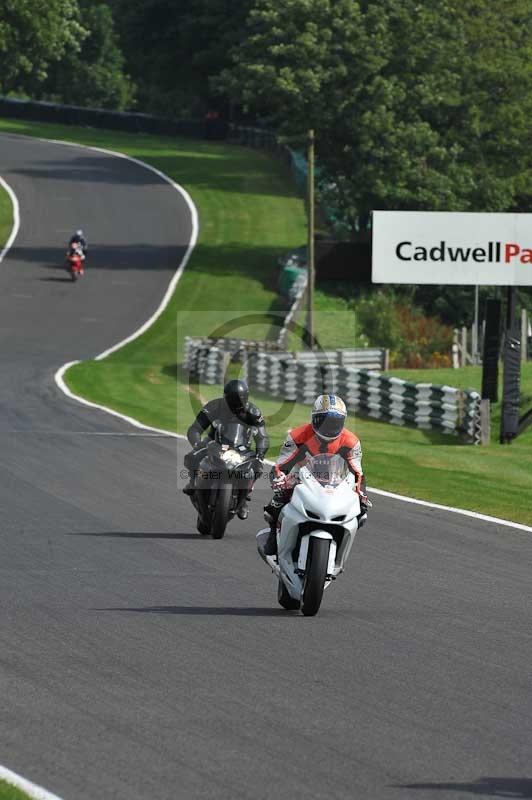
left=276, top=465, right=360, bottom=601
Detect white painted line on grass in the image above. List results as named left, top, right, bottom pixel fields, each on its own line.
left=11, top=132, right=527, bottom=537
left=0, top=175, right=21, bottom=263
left=0, top=764, right=63, bottom=800
left=365, top=486, right=532, bottom=534
left=55, top=361, right=179, bottom=439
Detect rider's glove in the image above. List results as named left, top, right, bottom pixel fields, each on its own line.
left=188, top=430, right=202, bottom=448
left=357, top=491, right=372, bottom=510
left=272, top=472, right=289, bottom=492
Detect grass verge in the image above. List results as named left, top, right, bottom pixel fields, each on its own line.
left=1, top=117, right=530, bottom=526
left=0, top=178, right=13, bottom=250
left=0, top=779, right=37, bottom=800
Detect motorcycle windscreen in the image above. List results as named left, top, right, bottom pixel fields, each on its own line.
left=305, top=454, right=349, bottom=487
left=216, top=421, right=252, bottom=449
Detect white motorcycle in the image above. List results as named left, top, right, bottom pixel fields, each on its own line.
left=257, top=454, right=362, bottom=616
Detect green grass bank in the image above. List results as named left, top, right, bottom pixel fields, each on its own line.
left=1, top=117, right=530, bottom=525
left=0, top=178, right=13, bottom=250
left=0, top=779, right=36, bottom=800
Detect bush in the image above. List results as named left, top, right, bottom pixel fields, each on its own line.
left=355, top=291, right=453, bottom=368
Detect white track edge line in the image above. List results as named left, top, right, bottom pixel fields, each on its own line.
left=363, top=486, right=532, bottom=534
left=3, top=132, right=198, bottom=359
left=55, top=362, right=178, bottom=438
left=32, top=136, right=196, bottom=434
left=10, top=132, right=527, bottom=536
left=0, top=764, right=63, bottom=800
left=0, top=175, right=20, bottom=263
left=259, top=458, right=532, bottom=534
left=41, top=136, right=199, bottom=360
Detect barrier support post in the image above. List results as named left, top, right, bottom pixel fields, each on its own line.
left=461, top=326, right=467, bottom=367
left=306, top=128, right=315, bottom=350
left=480, top=399, right=491, bottom=445
left=521, top=309, right=528, bottom=363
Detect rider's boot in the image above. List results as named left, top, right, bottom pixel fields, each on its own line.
left=182, top=474, right=195, bottom=496
left=262, top=507, right=278, bottom=556
left=262, top=524, right=277, bottom=556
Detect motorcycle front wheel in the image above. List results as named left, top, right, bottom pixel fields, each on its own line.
left=211, top=482, right=233, bottom=539
left=70, top=271, right=78, bottom=282
left=277, top=579, right=300, bottom=611
left=196, top=514, right=210, bottom=535
left=301, top=538, right=330, bottom=616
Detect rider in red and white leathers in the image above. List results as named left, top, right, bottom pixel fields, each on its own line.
left=263, top=394, right=369, bottom=555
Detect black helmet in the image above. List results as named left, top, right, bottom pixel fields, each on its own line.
left=224, top=379, right=249, bottom=413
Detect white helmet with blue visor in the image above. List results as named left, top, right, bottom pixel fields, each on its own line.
left=311, top=394, right=347, bottom=441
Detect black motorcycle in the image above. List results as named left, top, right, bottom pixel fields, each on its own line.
left=192, top=420, right=261, bottom=539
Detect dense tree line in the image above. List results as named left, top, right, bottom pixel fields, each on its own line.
left=105, top=0, right=253, bottom=118
left=0, top=0, right=133, bottom=109
left=2, top=0, right=531, bottom=241
left=218, top=0, right=532, bottom=224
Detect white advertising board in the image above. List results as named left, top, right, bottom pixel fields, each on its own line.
left=372, top=211, right=532, bottom=286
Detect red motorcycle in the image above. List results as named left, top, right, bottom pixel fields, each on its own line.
left=65, top=245, right=85, bottom=282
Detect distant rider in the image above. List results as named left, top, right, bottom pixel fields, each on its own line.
left=69, top=229, right=87, bottom=256
left=183, top=379, right=270, bottom=519
left=262, top=394, right=369, bottom=555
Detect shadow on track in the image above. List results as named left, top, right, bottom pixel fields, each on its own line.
left=8, top=243, right=185, bottom=271
left=14, top=157, right=161, bottom=186
left=98, top=606, right=287, bottom=617
left=72, top=532, right=203, bottom=540
left=394, top=777, right=532, bottom=797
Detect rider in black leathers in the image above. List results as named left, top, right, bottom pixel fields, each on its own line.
left=183, top=379, right=269, bottom=520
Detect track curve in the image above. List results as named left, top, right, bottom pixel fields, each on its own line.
left=1, top=133, right=532, bottom=800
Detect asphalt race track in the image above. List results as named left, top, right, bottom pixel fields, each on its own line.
left=1, top=132, right=532, bottom=800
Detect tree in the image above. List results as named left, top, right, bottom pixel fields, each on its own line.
left=40, top=2, right=135, bottom=109
left=0, top=0, right=84, bottom=95
left=106, top=0, right=253, bottom=117
left=219, top=0, right=532, bottom=230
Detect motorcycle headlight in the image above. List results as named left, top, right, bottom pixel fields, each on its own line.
left=221, top=450, right=244, bottom=466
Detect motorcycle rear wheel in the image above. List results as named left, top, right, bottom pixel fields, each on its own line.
left=211, top=482, right=232, bottom=539
left=301, top=538, right=330, bottom=616
left=277, top=579, right=300, bottom=611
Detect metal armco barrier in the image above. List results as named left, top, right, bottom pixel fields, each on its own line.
left=184, top=339, right=481, bottom=443
left=184, top=342, right=230, bottom=386
left=0, top=97, right=226, bottom=139
left=247, top=352, right=481, bottom=443
left=184, top=338, right=388, bottom=375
